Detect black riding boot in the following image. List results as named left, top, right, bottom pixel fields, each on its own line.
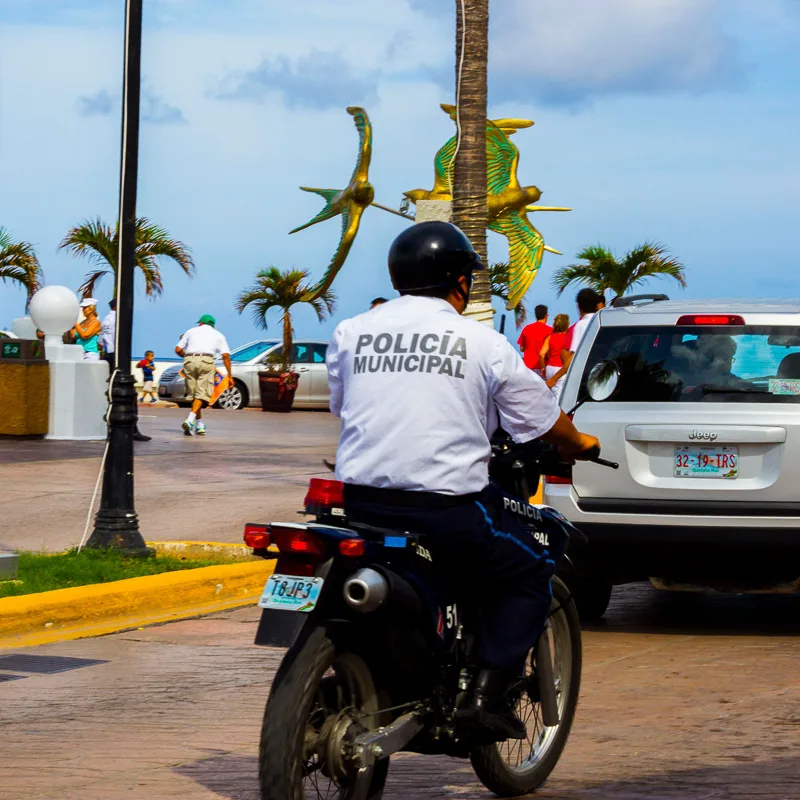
left=455, top=668, right=526, bottom=741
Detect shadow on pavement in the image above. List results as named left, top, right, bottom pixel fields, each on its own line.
left=174, top=752, right=258, bottom=800
left=175, top=751, right=800, bottom=799
left=584, top=582, right=800, bottom=638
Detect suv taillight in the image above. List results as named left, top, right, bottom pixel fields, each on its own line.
left=544, top=474, right=572, bottom=485
left=676, top=314, right=745, bottom=326
left=305, top=478, right=345, bottom=515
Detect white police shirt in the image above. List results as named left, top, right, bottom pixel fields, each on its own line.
left=327, top=295, right=561, bottom=495
left=177, top=325, right=230, bottom=357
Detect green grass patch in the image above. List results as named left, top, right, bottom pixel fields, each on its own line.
left=0, top=548, right=238, bottom=599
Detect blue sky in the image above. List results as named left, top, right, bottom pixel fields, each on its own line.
left=1, top=0, right=798, bottom=356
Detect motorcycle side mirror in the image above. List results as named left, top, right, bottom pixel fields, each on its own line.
left=566, top=360, right=621, bottom=416
left=586, top=360, right=620, bottom=402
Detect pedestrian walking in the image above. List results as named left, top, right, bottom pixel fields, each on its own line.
left=137, top=350, right=157, bottom=403
left=517, top=304, right=552, bottom=375
left=71, top=299, right=102, bottom=361
left=541, top=314, right=570, bottom=401
left=100, top=298, right=116, bottom=366
left=547, top=289, right=606, bottom=390
left=175, top=314, right=233, bottom=436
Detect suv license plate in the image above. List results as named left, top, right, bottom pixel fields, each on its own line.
left=674, top=446, right=738, bottom=479
left=258, top=574, right=323, bottom=612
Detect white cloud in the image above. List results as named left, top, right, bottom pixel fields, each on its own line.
left=215, top=51, right=379, bottom=110
left=488, top=0, right=742, bottom=105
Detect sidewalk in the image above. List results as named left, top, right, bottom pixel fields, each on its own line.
left=0, top=407, right=340, bottom=553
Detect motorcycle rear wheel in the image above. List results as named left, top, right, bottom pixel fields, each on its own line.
left=469, top=576, right=582, bottom=797
left=259, top=627, right=389, bottom=800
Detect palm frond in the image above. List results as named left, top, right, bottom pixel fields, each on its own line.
left=62, top=216, right=193, bottom=300
left=78, top=269, right=112, bottom=299
left=575, top=244, right=615, bottom=265
left=489, top=261, right=510, bottom=304
left=135, top=217, right=195, bottom=277
left=616, top=241, right=686, bottom=296
left=551, top=263, right=604, bottom=295
left=0, top=228, right=43, bottom=307
left=59, top=218, right=118, bottom=269
left=236, top=266, right=336, bottom=330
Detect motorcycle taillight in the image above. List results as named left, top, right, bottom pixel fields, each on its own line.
left=270, top=525, right=327, bottom=561
left=304, top=478, right=345, bottom=515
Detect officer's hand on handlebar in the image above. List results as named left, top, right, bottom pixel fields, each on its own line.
left=557, top=433, right=601, bottom=465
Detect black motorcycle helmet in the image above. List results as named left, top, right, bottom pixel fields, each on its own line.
left=388, top=221, right=483, bottom=297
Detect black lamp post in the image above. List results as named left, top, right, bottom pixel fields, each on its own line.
left=87, top=0, right=149, bottom=555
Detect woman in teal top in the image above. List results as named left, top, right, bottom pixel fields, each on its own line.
left=71, top=298, right=102, bottom=361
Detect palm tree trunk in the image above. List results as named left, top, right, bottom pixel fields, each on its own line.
left=281, top=308, right=293, bottom=373
left=453, top=0, right=492, bottom=326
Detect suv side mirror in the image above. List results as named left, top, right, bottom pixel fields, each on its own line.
left=567, top=360, right=621, bottom=416
left=587, top=360, right=620, bottom=402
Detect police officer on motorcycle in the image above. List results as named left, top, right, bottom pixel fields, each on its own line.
left=327, top=222, right=600, bottom=741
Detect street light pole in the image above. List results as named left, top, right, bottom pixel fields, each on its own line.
left=87, top=0, right=149, bottom=554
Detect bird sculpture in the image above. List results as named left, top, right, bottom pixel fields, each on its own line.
left=404, top=104, right=571, bottom=310
left=290, top=106, right=375, bottom=301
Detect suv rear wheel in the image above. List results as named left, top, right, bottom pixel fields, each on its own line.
left=560, top=575, right=612, bottom=622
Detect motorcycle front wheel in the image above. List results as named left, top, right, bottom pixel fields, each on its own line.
left=470, top=575, right=582, bottom=797
left=259, top=627, right=389, bottom=800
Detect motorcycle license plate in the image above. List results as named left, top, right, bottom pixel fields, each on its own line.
left=258, top=574, right=323, bottom=612
left=674, top=445, right=738, bottom=479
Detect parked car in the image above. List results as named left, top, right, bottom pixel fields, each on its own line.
left=158, top=339, right=331, bottom=410
left=544, top=296, right=800, bottom=619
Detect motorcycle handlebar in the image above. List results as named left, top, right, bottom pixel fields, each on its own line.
left=491, top=438, right=618, bottom=471
left=582, top=445, right=619, bottom=470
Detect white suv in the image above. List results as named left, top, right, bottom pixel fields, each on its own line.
left=544, top=296, right=800, bottom=619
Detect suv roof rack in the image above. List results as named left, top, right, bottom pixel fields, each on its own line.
left=610, top=293, right=670, bottom=308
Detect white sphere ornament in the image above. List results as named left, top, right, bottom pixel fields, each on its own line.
left=29, top=286, right=80, bottom=335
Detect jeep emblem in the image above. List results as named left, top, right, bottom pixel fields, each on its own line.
left=688, top=430, right=718, bottom=441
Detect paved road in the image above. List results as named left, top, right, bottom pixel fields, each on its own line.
left=1, top=584, right=798, bottom=799
left=0, top=407, right=339, bottom=552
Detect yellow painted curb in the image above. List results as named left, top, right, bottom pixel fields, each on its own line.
left=0, top=560, right=275, bottom=650
left=146, top=540, right=263, bottom=561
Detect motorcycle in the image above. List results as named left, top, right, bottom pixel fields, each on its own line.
left=246, top=363, right=620, bottom=799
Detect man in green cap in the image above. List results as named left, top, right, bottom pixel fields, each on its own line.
left=175, top=314, right=233, bottom=436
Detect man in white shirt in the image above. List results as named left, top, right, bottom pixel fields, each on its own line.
left=175, top=314, right=233, bottom=436
left=99, top=298, right=116, bottom=366
left=327, top=222, right=600, bottom=741
left=546, top=288, right=605, bottom=391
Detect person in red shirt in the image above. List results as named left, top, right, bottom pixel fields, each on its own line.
left=517, top=304, right=552, bottom=375
left=540, top=314, right=571, bottom=400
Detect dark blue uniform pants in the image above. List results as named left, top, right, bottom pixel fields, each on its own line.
left=345, top=486, right=555, bottom=670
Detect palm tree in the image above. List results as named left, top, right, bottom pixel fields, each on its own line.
left=452, top=0, right=492, bottom=323
left=490, top=261, right=527, bottom=328
left=553, top=242, right=686, bottom=301
left=0, top=227, right=43, bottom=309
left=60, top=217, right=194, bottom=298
left=235, top=267, right=336, bottom=372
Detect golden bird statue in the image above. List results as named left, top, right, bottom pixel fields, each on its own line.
left=404, top=104, right=571, bottom=310
left=290, top=106, right=375, bottom=301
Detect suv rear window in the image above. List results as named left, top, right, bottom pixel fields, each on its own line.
left=581, top=325, right=800, bottom=403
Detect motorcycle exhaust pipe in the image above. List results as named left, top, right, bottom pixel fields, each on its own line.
left=343, top=568, right=389, bottom=613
